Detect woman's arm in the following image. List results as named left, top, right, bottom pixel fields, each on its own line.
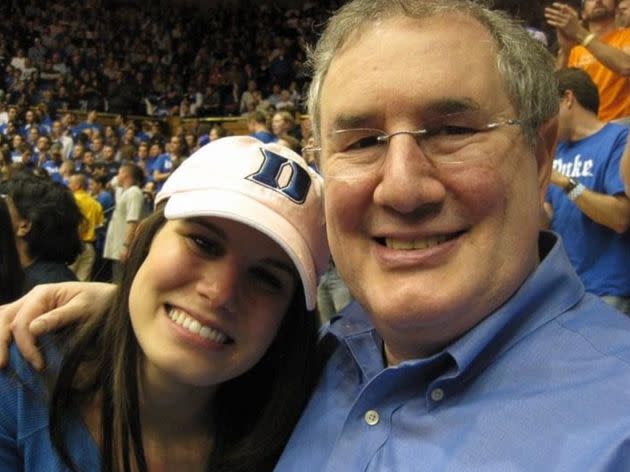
left=0, top=282, right=117, bottom=371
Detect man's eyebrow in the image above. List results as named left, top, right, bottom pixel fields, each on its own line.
left=422, top=98, right=481, bottom=116
left=329, top=98, right=482, bottom=131
left=330, top=114, right=375, bottom=131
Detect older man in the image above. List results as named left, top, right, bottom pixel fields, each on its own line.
left=276, top=0, right=630, bottom=470
left=2, top=1, right=630, bottom=470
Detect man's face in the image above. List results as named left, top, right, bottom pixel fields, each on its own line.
left=117, top=166, right=128, bottom=183
left=103, top=145, right=115, bottom=161
left=36, top=137, right=48, bottom=152
left=170, top=136, right=181, bottom=155
left=91, top=138, right=103, bottom=152
left=618, top=0, right=630, bottom=26
left=272, top=113, right=288, bottom=136
left=52, top=121, right=62, bottom=135
left=28, top=128, right=39, bottom=142
left=149, top=144, right=161, bottom=158
left=138, top=145, right=149, bottom=160
left=318, top=15, right=553, bottom=363
left=583, top=0, right=616, bottom=22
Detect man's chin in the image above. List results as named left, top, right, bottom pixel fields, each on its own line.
left=588, top=9, right=614, bottom=22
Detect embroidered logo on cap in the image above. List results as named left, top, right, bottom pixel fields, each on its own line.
left=248, top=148, right=312, bottom=204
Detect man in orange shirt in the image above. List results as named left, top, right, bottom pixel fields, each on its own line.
left=546, top=0, right=630, bottom=122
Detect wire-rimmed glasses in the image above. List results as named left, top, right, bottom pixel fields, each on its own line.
left=303, top=112, right=523, bottom=180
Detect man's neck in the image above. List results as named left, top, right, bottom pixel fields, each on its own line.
left=569, top=113, right=606, bottom=141
left=589, top=17, right=617, bottom=36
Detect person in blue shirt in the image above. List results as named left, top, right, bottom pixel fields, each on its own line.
left=0, top=137, right=328, bottom=471
left=545, top=67, right=630, bottom=314
left=247, top=110, right=277, bottom=144
left=153, top=135, right=184, bottom=192
left=4, top=1, right=630, bottom=471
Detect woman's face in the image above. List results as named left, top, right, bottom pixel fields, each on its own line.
left=129, top=217, right=297, bottom=388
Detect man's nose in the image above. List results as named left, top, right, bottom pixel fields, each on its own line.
left=373, top=134, right=447, bottom=214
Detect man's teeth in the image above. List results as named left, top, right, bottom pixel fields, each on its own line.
left=385, top=235, right=449, bottom=250
left=168, top=308, right=228, bottom=344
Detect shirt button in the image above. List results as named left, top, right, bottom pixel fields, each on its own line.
left=431, top=388, right=445, bottom=402
left=364, top=409, right=380, bottom=426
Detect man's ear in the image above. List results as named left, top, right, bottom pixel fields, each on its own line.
left=534, top=115, right=558, bottom=203
left=15, top=218, right=32, bottom=238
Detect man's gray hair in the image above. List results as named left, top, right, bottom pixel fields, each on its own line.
left=307, top=0, right=559, bottom=145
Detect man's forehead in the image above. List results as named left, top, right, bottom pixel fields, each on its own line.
left=320, top=14, right=505, bottom=127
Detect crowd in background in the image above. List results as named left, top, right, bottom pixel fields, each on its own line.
left=0, top=0, right=345, bottom=118
left=0, top=0, right=572, bottom=120
left=1, top=0, right=630, bottom=317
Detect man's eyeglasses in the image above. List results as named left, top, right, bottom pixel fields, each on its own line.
left=303, top=112, right=523, bottom=180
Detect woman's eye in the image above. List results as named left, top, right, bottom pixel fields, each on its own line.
left=249, top=267, right=284, bottom=293
left=187, top=235, right=223, bottom=258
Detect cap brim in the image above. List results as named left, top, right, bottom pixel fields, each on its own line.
left=164, top=188, right=318, bottom=310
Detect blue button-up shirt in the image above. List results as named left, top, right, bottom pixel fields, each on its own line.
left=276, top=232, right=630, bottom=471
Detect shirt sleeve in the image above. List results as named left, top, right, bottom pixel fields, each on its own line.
left=125, top=187, right=144, bottom=223
left=0, top=349, right=27, bottom=470
left=604, top=126, right=628, bottom=196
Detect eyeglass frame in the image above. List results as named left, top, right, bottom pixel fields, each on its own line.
left=302, top=116, right=524, bottom=171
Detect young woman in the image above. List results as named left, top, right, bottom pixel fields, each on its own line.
left=0, top=136, right=329, bottom=472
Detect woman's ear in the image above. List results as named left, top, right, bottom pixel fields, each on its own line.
left=15, top=218, right=32, bottom=238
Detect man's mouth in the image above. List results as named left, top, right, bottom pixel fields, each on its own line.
left=378, top=232, right=464, bottom=250
left=167, top=306, right=233, bottom=344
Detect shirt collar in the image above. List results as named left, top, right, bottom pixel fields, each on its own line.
left=326, top=231, right=584, bottom=382
left=445, top=231, right=584, bottom=380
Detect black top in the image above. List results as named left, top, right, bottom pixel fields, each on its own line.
left=23, top=260, right=77, bottom=292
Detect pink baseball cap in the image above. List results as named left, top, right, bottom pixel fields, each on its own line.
left=155, top=136, right=329, bottom=310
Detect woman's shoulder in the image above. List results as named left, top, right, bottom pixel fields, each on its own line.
left=1, top=336, right=62, bottom=398
left=0, top=340, right=55, bottom=445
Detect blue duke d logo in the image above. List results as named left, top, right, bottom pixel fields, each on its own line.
left=248, top=148, right=311, bottom=204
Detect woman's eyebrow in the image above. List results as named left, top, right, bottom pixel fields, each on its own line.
left=186, top=218, right=227, bottom=241
left=263, top=259, right=297, bottom=279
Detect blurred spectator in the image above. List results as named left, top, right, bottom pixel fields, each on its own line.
left=67, top=173, right=104, bottom=281
left=546, top=1, right=630, bottom=122
left=50, top=120, right=74, bottom=160
left=240, top=80, right=259, bottom=114
left=209, top=124, right=228, bottom=142
left=72, top=110, right=103, bottom=139
left=275, top=89, right=295, bottom=112
left=247, top=110, right=276, bottom=143
left=153, top=135, right=184, bottom=191
left=277, top=134, right=300, bottom=153
left=545, top=68, right=630, bottom=313
left=0, top=195, right=24, bottom=304
left=618, top=0, right=630, bottom=27
left=103, top=163, right=144, bottom=281
left=267, top=83, right=283, bottom=107
left=271, top=110, right=298, bottom=140
left=1, top=172, right=82, bottom=291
